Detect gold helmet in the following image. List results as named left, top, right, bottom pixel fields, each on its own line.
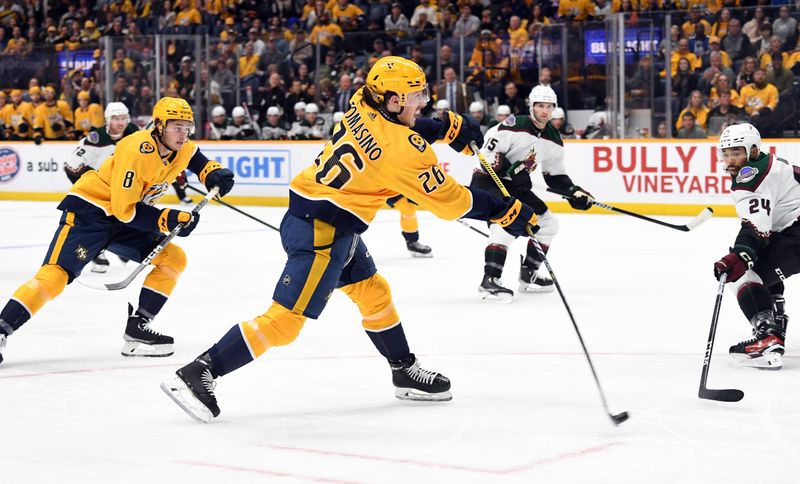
left=152, top=97, right=194, bottom=128
left=365, top=56, right=427, bottom=106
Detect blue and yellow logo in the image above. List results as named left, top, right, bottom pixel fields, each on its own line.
left=408, top=134, right=427, bottom=153
left=139, top=141, right=155, bottom=154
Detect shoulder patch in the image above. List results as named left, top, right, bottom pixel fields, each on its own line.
left=139, top=141, right=155, bottom=154
left=408, top=133, right=427, bottom=153
left=502, top=114, right=516, bottom=126
left=87, top=131, right=99, bottom=144
left=736, top=166, right=759, bottom=184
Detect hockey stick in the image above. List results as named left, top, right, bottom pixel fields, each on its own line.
left=699, top=273, right=744, bottom=402
left=457, top=219, right=490, bottom=237
left=185, top=184, right=280, bottom=232
left=545, top=187, right=713, bottom=232
left=241, top=102, right=263, bottom=140
left=470, top=142, right=630, bottom=426
left=77, top=187, right=220, bottom=291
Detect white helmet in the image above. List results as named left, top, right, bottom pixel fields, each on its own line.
left=267, top=106, right=281, bottom=116
left=211, top=105, right=226, bottom=117
left=232, top=106, right=246, bottom=118
left=294, top=101, right=306, bottom=112
left=496, top=105, right=511, bottom=116
left=719, top=123, right=761, bottom=156
left=305, top=103, right=319, bottom=114
left=551, top=107, right=565, bottom=119
left=469, top=101, right=484, bottom=113
left=435, top=99, right=450, bottom=110
left=333, top=111, right=345, bottom=123
left=528, top=85, right=557, bottom=108
left=104, top=102, right=129, bottom=125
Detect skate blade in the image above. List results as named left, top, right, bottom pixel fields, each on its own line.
left=121, top=341, right=174, bottom=357
left=518, top=283, right=555, bottom=293
left=409, top=251, right=433, bottom=258
left=478, top=290, right=513, bottom=303
left=729, top=352, right=783, bottom=370
left=90, top=264, right=109, bottom=274
left=395, top=387, right=452, bottom=402
left=160, top=378, right=214, bottom=423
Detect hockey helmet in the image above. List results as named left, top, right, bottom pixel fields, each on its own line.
left=528, top=85, right=557, bottom=108
left=435, top=99, right=450, bottom=111
left=211, top=105, right=226, bottom=117
left=333, top=111, right=345, bottom=123
left=294, top=101, right=306, bottom=112
left=152, top=97, right=193, bottom=129
left=267, top=106, right=281, bottom=116
left=365, top=56, right=428, bottom=107
left=77, top=91, right=90, bottom=101
left=496, top=105, right=511, bottom=116
left=551, top=107, right=566, bottom=120
left=305, top=103, right=319, bottom=114
left=104, top=102, right=130, bottom=125
left=719, top=123, right=761, bottom=158
left=231, top=106, right=246, bottom=118
left=469, top=101, right=484, bottom=113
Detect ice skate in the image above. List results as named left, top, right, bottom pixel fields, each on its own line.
left=390, top=354, right=451, bottom=401
left=161, top=352, right=220, bottom=423
left=121, top=304, right=174, bottom=357
left=90, top=251, right=110, bottom=273
left=0, top=332, right=6, bottom=365
left=730, top=311, right=785, bottom=370
left=518, top=264, right=554, bottom=293
left=406, top=240, right=433, bottom=258
left=478, top=274, right=513, bottom=302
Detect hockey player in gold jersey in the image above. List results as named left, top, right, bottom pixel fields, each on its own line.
left=32, top=86, right=74, bottom=143
left=0, top=89, right=35, bottom=140
left=0, top=97, right=235, bottom=365
left=161, top=57, right=541, bottom=423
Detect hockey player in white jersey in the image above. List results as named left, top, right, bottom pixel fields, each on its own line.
left=63, top=102, right=139, bottom=273
left=713, top=123, right=799, bottom=369
left=471, top=85, right=594, bottom=301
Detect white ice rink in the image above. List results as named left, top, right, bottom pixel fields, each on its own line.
left=1, top=199, right=798, bottom=483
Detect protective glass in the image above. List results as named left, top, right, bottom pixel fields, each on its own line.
left=406, top=85, right=430, bottom=105
left=165, top=124, right=196, bottom=135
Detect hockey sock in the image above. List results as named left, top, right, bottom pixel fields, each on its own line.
left=523, top=239, right=549, bottom=269
left=137, top=288, right=168, bottom=319
left=366, top=323, right=410, bottom=361
left=0, top=300, right=30, bottom=335
left=737, top=283, right=774, bottom=322
left=208, top=325, right=254, bottom=377
left=485, top=244, right=508, bottom=278
left=402, top=231, right=420, bottom=243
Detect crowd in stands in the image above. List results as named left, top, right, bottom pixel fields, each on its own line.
left=1, top=0, right=799, bottom=141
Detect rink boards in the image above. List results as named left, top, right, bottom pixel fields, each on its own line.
left=1, top=139, right=797, bottom=216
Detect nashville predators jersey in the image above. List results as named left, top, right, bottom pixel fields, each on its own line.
left=74, top=103, right=105, bottom=136
left=59, top=129, right=221, bottom=233
left=1, top=101, right=35, bottom=138
left=289, top=87, right=480, bottom=233
left=34, top=100, right=74, bottom=139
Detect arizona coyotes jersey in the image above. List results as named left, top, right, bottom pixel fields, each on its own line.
left=59, top=129, right=220, bottom=231
left=289, top=87, right=476, bottom=233
left=479, top=115, right=566, bottom=180
left=1, top=102, right=35, bottom=138
left=65, top=123, right=139, bottom=172
left=731, top=152, right=800, bottom=238
left=34, top=101, right=74, bottom=139
left=74, top=103, right=105, bottom=136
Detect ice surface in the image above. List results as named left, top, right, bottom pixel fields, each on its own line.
left=1, top=200, right=797, bottom=483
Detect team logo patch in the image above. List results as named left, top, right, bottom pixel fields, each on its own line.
left=0, top=147, right=21, bottom=183
left=139, top=141, right=155, bottom=154
left=87, top=131, right=99, bottom=144
left=502, top=114, right=516, bottom=126
left=75, top=245, right=88, bottom=261
left=368, top=112, right=377, bottom=120
left=408, top=134, right=427, bottom=153
left=282, top=274, right=292, bottom=286
left=736, top=166, right=759, bottom=183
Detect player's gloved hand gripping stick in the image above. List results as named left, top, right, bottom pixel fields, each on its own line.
left=79, top=187, right=220, bottom=291
left=470, top=141, right=630, bottom=426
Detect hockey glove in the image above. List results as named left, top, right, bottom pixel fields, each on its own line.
left=158, top=208, right=200, bottom=237
left=204, top=167, right=235, bottom=197
left=713, top=247, right=755, bottom=282
left=491, top=197, right=540, bottom=237
left=509, top=165, right=533, bottom=192
left=175, top=170, right=188, bottom=189
left=439, top=110, right=484, bottom=155
left=567, top=185, right=594, bottom=210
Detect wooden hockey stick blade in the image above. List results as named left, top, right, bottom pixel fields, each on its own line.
left=699, top=388, right=744, bottom=402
